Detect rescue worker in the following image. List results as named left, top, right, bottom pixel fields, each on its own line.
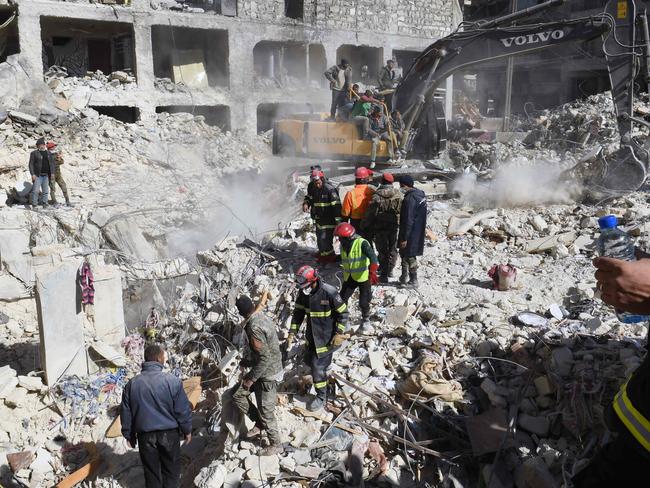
left=231, top=295, right=283, bottom=455
left=361, top=173, right=402, bottom=283
left=341, top=167, right=375, bottom=238
left=46, top=141, right=72, bottom=207
left=572, top=256, right=650, bottom=487
left=397, top=175, right=427, bottom=287
left=302, top=168, right=341, bottom=263
left=287, top=266, right=348, bottom=411
left=335, top=222, right=379, bottom=331
left=28, top=137, right=55, bottom=208
left=324, top=59, right=352, bottom=120
left=120, top=344, right=192, bottom=488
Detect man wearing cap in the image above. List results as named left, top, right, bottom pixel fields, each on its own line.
left=341, top=167, right=375, bottom=238
left=289, top=266, right=349, bottom=411
left=46, top=141, right=71, bottom=207
left=398, top=175, right=427, bottom=287
left=362, top=173, right=402, bottom=283
left=324, top=59, right=352, bottom=120
left=378, top=60, right=399, bottom=110
left=28, top=137, right=55, bottom=208
left=231, top=295, right=283, bottom=454
left=303, top=168, right=341, bottom=263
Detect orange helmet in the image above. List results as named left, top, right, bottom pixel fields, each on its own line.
left=335, top=222, right=355, bottom=238
left=296, top=265, right=319, bottom=288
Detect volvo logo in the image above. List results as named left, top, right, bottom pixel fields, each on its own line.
left=314, top=137, right=346, bottom=144
left=500, top=29, right=565, bottom=48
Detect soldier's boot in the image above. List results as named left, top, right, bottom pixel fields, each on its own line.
left=399, top=264, right=409, bottom=285
left=359, top=316, right=372, bottom=334
left=243, top=426, right=262, bottom=440
left=408, top=269, right=419, bottom=288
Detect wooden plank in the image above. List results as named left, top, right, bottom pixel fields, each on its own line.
left=105, top=377, right=202, bottom=438
left=55, top=443, right=100, bottom=488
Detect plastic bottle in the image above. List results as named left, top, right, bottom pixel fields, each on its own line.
left=597, top=214, right=649, bottom=323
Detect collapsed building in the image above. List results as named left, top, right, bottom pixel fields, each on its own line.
left=0, top=0, right=461, bottom=133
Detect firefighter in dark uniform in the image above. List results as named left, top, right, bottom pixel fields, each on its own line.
left=573, top=256, right=650, bottom=486
left=287, top=265, right=349, bottom=411
left=303, top=168, right=342, bottom=263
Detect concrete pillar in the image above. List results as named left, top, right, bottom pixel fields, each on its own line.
left=132, top=18, right=154, bottom=90
left=17, top=10, right=42, bottom=76
left=446, top=75, right=454, bottom=119
left=229, top=28, right=255, bottom=134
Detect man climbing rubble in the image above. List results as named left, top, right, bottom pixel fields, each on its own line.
left=287, top=265, right=349, bottom=411
left=397, top=175, right=427, bottom=288
left=230, top=295, right=283, bottom=455
left=302, top=168, right=341, bottom=263
left=46, top=141, right=72, bottom=207
left=28, top=137, right=55, bottom=208
left=341, top=166, right=375, bottom=238
left=361, top=173, right=402, bottom=283
left=335, top=222, right=379, bottom=332
left=120, top=344, right=192, bottom=488
left=572, top=257, right=650, bottom=487
left=324, top=59, right=352, bottom=120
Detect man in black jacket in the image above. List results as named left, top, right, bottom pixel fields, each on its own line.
left=303, top=168, right=341, bottom=263
left=397, top=175, right=427, bottom=288
left=572, top=257, right=650, bottom=487
left=121, top=344, right=192, bottom=488
left=28, top=137, right=55, bottom=207
left=288, top=265, right=349, bottom=411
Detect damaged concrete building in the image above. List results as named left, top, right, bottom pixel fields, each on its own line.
left=5, top=0, right=461, bottom=132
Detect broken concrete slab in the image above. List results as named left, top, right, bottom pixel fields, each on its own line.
left=91, top=265, right=126, bottom=349
left=89, top=340, right=127, bottom=368
left=447, top=210, right=498, bottom=237
left=6, top=450, right=34, bottom=472
left=17, top=375, right=46, bottom=393
left=368, top=349, right=388, bottom=376
left=0, top=273, right=30, bottom=301
left=385, top=306, right=409, bottom=327
left=8, top=110, right=38, bottom=125
left=518, top=413, right=550, bottom=437
left=0, top=365, right=18, bottom=399
left=102, top=219, right=160, bottom=262
left=524, top=232, right=577, bottom=254
left=244, top=454, right=280, bottom=480
left=35, top=261, right=87, bottom=385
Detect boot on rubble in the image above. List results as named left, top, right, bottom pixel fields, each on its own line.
left=408, top=270, right=419, bottom=288
left=243, top=426, right=262, bottom=440
left=308, top=390, right=327, bottom=412
left=399, top=265, right=409, bottom=285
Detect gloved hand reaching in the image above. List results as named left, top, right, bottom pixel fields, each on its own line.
left=331, top=334, right=346, bottom=348
left=286, top=333, right=295, bottom=349
left=369, top=263, right=380, bottom=285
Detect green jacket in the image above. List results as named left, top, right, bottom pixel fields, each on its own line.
left=243, top=312, right=282, bottom=382
left=351, top=101, right=371, bottom=118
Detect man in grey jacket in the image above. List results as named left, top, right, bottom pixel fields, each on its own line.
left=28, top=137, right=55, bottom=207
left=324, top=59, right=352, bottom=120
left=121, top=344, right=192, bottom=488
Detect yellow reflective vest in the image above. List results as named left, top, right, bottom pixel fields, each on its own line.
left=341, top=237, right=370, bottom=282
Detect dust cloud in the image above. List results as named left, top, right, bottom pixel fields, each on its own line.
left=451, top=162, right=582, bottom=208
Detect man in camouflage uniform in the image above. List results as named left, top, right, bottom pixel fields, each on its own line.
left=361, top=172, right=402, bottom=282
left=233, top=295, right=283, bottom=455
left=46, top=141, right=72, bottom=206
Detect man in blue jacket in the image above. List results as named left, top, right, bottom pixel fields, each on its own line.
left=121, top=344, right=192, bottom=488
left=397, top=175, right=427, bottom=288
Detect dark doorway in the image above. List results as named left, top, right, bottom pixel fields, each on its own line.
left=90, top=106, right=140, bottom=123
left=87, top=39, right=112, bottom=74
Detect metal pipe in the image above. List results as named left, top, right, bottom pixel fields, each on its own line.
left=477, top=0, right=565, bottom=29
left=640, top=11, right=650, bottom=86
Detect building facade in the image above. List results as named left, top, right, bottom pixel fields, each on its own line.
left=1, top=0, right=461, bottom=133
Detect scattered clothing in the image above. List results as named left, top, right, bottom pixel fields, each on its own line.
left=79, top=262, right=95, bottom=305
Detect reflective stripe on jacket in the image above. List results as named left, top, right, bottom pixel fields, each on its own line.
left=614, top=379, right=650, bottom=452
left=290, top=281, right=349, bottom=357
left=341, top=237, right=370, bottom=282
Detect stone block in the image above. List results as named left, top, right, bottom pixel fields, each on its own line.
left=0, top=365, right=18, bottom=399
left=36, top=261, right=87, bottom=385
left=385, top=306, right=409, bottom=327
left=0, top=273, right=29, bottom=301
left=518, top=413, right=550, bottom=437
left=244, top=454, right=280, bottom=480
left=102, top=219, right=160, bottom=262
left=91, top=265, right=126, bottom=348
left=6, top=451, right=34, bottom=472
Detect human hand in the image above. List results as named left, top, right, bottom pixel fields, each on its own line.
left=369, top=263, right=379, bottom=285
left=331, top=334, right=346, bottom=348
left=399, top=241, right=407, bottom=250
left=128, top=438, right=137, bottom=449
left=242, top=378, right=254, bottom=390
left=31, top=175, right=36, bottom=182
left=594, top=257, right=650, bottom=314
left=184, top=433, right=192, bottom=445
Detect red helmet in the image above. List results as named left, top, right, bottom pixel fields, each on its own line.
left=296, top=265, right=319, bottom=288
left=355, top=167, right=372, bottom=179
left=46, top=142, right=57, bottom=150
left=310, top=169, right=325, bottom=181
left=335, top=222, right=355, bottom=238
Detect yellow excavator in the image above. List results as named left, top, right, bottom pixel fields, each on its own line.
left=274, top=0, right=650, bottom=192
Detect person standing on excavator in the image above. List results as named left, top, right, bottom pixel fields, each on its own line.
left=303, top=168, right=341, bottom=263
left=341, top=167, right=375, bottom=239
left=287, top=266, right=349, bottom=411
left=324, top=59, right=352, bottom=120
left=335, top=222, right=379, bottom=333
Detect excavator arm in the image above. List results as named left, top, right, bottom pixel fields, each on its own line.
left=394, top=0, right=650, bottom=191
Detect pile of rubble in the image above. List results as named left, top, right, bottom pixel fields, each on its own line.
left=45, top=66, right=137, bottom=97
